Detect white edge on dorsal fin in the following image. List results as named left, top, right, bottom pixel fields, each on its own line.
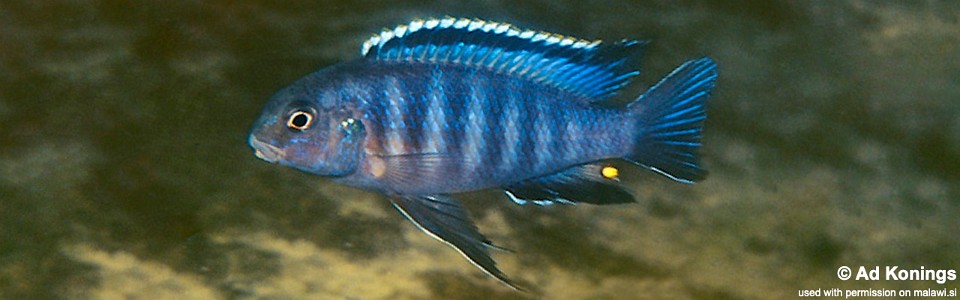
left=468, top=19, right=484, bottom=31
left=481, top=22, right=497, bottom=32
left=494, top=23, right=510, bottom=34
left=409, top=19, right=424, bottom=32
left=360, top=17, right=602, bottom=57
left=439, top=17, right=455, bottom=28
left=424, top=18, right=440, bottom=29
left=393, top=25, right=408, bottom=39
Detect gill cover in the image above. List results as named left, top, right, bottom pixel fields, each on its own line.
left=309, top=113, right=365, bottom=177
left=334, top=116, right=366, bottom=174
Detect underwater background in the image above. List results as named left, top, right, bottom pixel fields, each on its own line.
left=1, top=1, right=957, bottom=299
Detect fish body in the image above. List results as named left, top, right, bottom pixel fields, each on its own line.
left=264, top=61, right=629, bottom=195
left=248, top=17, right=718, bottom=289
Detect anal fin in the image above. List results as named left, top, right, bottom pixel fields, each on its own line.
left=504, top=163, right=635, bottom=206
left=389, top=194, right=522, bottom=290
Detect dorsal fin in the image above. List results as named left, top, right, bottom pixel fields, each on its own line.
left=360, top=17, right=646, bottom=100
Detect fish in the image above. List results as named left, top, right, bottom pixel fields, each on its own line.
left=248, top=17, right=718, bottom=290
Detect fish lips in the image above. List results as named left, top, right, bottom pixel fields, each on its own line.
left=249, top=135, right=283, bottom=163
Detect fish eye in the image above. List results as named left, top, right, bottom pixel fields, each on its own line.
left=286, top=110, right=314, bottom=131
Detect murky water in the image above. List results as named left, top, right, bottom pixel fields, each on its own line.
left=1, top=1, right=958, bottom=299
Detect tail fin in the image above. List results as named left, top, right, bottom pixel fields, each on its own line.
left=625, top=58, right=717, bottom=183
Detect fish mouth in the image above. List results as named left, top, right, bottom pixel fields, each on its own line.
left=249, top=135, right=283, bottom=163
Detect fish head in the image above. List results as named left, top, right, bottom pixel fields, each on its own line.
left=248, top=82, right=365, bottom=177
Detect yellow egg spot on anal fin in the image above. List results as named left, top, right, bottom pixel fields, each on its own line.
left=601, top=165, right=619, bottom=180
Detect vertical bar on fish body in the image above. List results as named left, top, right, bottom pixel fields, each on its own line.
left=518, top=88, right=539, bottom=173
left=463, top=71, right=487, bottom=177
left=533, top=99, right=555, bottom=172
left=423, top=67, right=447, bottom=155
left=498, top=79, right=523, bottom=174
left=481, top=73, right=506, bottom=174
left=378, top=75, right=404, bottom=156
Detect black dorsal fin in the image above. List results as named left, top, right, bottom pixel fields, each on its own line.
left=360, top=17, right=646, bottom=100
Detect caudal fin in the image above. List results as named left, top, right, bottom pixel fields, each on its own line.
left=625, top=58, right=717, bottom=183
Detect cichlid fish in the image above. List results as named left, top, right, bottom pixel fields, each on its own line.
left=248, top=17, right=717, bottom=290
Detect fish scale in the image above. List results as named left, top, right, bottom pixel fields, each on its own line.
left=248, top=17, right=717, bottom=290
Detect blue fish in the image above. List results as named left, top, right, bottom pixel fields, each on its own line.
left=248, top=17, right=717, bottom=289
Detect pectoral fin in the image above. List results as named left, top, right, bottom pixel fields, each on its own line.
left=389, top=194, right=522, bottom=290
left=374, top=152, right=476, bottom=189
